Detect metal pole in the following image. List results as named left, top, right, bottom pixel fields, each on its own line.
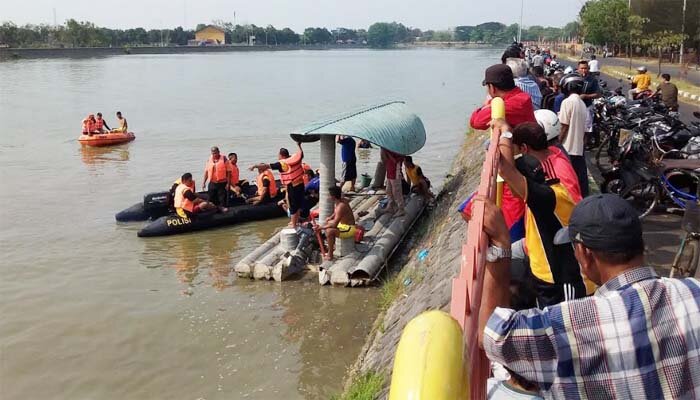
left=318, top=136, right=336, bottom=223
left=680, top=0, right=687, bottom=65
left=628, top=0, right=632, bottom=70
left=518, top=0, right=523, bottom=43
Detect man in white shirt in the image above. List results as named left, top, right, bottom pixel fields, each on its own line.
left=532, top=50, right=544, bottom=68
left=558, top=74, right=589, bottom=196
left=589, top=54, right=600, bottom=76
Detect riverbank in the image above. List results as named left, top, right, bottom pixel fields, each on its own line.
left=333, top=130, right=487, bottom=399
left=0, top=43, right=367, bottom=60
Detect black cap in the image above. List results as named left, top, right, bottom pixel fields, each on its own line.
left=568, top=194, right=643, bottom=252
left=482, top=64, right=515, bottom=89
left=515, top=154, right=545, bottom=184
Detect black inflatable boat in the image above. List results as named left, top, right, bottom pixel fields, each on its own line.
left=137, top=202, right=286, bottom=237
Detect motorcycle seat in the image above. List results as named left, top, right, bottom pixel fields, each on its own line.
left=662, top=159, right=700, bottom=172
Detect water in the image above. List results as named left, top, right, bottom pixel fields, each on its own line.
left=0, top=48, right=497, bottom=399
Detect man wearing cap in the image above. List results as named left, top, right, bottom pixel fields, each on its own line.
left=469, top=64, right=536, bottom=131
left=477, top=193, right=700, bottom=398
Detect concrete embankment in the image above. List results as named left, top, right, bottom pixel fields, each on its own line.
left=344, top=131, right=486, bottom=398
left=0, top=44, right=367, bottom=60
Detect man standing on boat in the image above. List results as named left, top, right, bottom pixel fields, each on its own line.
left=202, top=146, right=231, bottom=212
left=250, top=142, right=305, bottom=227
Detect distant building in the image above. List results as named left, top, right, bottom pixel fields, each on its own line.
left=194, top=25, right=226, bottom=46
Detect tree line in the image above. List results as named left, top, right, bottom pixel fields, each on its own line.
left=0, top=19, right=578, bottom=49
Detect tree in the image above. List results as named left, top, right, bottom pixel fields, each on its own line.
left=367, top=22, right=394, bottom=48
left=643, top=31, right=688, bottom=75
left=454, top=26, right=475, bottom=42
left=302, top=27, right=332, bottom=44
left=580, top=0, right=630, bottom=54
left=628, top=15, right=649, bottom=54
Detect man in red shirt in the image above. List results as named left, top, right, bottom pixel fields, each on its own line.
left=469, top=64, right=536, bottom=131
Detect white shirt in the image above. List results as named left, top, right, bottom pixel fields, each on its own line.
left=558, top=93, right=588, bottom=156
left=532, top=55, right=544, bottom=67
left=589, top=59, right=600, bottom=72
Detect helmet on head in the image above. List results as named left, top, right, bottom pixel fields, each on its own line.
left=637, top=66, right=647, bottom=72
left=534, top=109, right=561, bottom=142
left=559, top=73, right=585, bottom=95
left=563, top=66, right=574, bottom=74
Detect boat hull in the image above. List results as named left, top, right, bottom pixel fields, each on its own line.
left=78, top=132, right=135, bottom=147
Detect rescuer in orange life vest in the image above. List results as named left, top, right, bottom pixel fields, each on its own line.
left=173, top=173, right=216, bottom=219
left=82, top=114, right=98, bottom=135
left=246, top=165, right=278, bottom=205
left=250, top=142, right=305, bottom=227
left=202, top=146, right=231, bottom=212
left=227, top=152, right=249, bottom=200
left=94, top=112, right=111, bottom=133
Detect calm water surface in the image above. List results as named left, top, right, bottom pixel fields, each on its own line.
left=0, top=49, right=496, bottom=399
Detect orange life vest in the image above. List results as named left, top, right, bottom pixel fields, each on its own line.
left=82, top=118, right=95, bottom=133
left=229, top=162, right=240, bottom=185
left=279, top=151, right=304, bottom=186
left=302, top=162, right=312, bottom=185
left=206, top=155, right=229, bottom=183
left=95, top=118, right=105, bottom=130
left=257, top=170, right=278, bottom=198
left=174, top=183, right=195, bottom=213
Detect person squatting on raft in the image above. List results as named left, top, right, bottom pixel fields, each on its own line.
left=202, top=146, right=231, bottom=212
left=246, top=165, right=278, bottom=205
left=250, top=142, right=306, bottom=227
left=173, top=173, right=217, bottom=219
left=314, top=186, right=356, bottom=261
left=404, top=156, right=434, bottom=202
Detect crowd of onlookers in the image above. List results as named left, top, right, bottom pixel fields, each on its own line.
left=463, top=42, right=700, bottom=399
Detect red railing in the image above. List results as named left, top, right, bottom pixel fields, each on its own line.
left=450, top=98, right=504, bottom=399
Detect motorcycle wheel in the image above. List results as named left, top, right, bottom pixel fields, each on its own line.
left=595, top=135, right=611, bottom=172
left=620, top=180, right=659, bottom=219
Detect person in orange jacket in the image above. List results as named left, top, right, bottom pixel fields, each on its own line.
left=202, top=146, right=231, bottom=212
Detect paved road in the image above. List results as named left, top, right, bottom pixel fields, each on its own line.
left=598, top=57, right=700, bottom=86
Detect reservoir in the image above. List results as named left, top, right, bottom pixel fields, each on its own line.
left=0, top=48, right=496, bottom=399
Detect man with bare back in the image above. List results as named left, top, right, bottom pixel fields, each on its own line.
left=317, top=186, right=355, bottom=260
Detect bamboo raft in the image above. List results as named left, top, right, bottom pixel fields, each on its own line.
left=234, top=191, right=425, bottom=286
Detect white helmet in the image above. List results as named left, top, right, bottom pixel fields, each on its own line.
left=535, top=109, right=561, bottom=141
left=610, top=95, right=627, bottom=108
left=637, top=66, right=647, bottom=72
left=564, top=66, right=574, bottom=74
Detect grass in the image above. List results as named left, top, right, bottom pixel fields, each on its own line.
left=601, top=65, right=700, bottom=97
left=330, top=371, right=385, bottom=400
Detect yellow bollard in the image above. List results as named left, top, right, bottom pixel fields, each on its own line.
left=388, top=310, right=468, bottom=400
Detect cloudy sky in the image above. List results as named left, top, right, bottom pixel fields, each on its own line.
left=1, top=0, right=584, bottom=31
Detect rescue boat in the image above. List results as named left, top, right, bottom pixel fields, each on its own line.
left=78, top=131, right=135, bottom=147
left=116, top=184, right=287, bottom=237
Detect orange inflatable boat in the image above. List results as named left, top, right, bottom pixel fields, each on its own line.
left=78, top=132, right=135, bottom=147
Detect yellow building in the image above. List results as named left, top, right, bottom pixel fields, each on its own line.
left=195, top=26, right=226, bottom=45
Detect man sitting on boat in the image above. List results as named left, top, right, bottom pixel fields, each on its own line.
left=82, top=114, right=99, bottom=135
left=174, top=173, right=216, bottom=219
left=315, top=186, right=356, bottom=261
left=95, top=112, right=110, bottom=133
left=247, top=165, right=278, bottom=205
left=111, top=111, right=128, bottom=133
left=227, top=152, right=249, bottom=199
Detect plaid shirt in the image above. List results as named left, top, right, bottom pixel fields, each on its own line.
left=484, top=267, right=700, bottom=399
left=515, top=76, right=542, bottom=110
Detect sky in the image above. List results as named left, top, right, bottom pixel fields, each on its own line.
left=1, top=0, right=584, bottom=31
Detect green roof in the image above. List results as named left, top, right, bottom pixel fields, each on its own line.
left=290, top=101, right=426, bottom=155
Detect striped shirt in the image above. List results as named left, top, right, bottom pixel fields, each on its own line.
left=484, top=267, right=700, bottom=399
left=515, top=77, right=542, bottom=111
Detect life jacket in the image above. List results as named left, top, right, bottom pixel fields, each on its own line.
left=279, top=151, right=304, bottom=186
left=229, top=162, right=240, bottom=185
left=256, top=170, right=278, bottom=198
left=206, top=155, right=229, bottom=183
left=174, top=183, right=195, bottom=213
left=95, top=118, right=104, bottom=130
left=302, top=162, right=312, bottom=185
left=82, top=118, right=95, bottom=133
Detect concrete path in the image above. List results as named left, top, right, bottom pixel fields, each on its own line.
left=599, top=57, right=700, bottom=86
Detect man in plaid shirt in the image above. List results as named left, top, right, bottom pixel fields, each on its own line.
left=477, top=193, right=700, bottom=399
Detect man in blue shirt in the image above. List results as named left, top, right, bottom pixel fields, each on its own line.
left=337, top=135, right=357, bottom=192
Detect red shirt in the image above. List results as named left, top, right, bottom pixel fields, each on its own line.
left=469, top=87, right=536, bottom=131
left=542, top=146, right=582, bottom=203
left=383, top=149, right=404, bottom=180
